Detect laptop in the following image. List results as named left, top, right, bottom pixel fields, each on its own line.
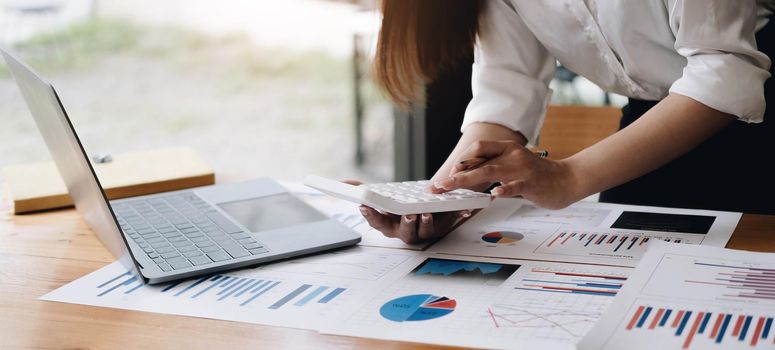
left=1, top=48, right=361, bottom=284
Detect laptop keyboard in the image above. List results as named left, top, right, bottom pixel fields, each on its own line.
left=112, top=192, right=269, bottom=272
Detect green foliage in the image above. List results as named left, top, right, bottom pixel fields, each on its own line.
left=16, top=19, right=140, bottom=53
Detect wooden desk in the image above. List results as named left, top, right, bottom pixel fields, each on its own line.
left=1, top=199, right=773, bottom=349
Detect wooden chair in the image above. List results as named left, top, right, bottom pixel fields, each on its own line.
left=537, top=105, right=622, bottom=160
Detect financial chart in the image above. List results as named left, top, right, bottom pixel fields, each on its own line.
left=580, top=242, right=775, bottom=350
left=535, top=229, right=706, bottom=262
left=42, top=247, right=416, bottom=331
left=641, top=254, right=775, bottom=304
left=429, top=201, right=737, bottom=268
left=490, top=264, right=630, bottom=341
left=328, top=257, right=631, bottom=348
left=514, top=266, right=626, bottom=297
left=95, top=269, right=346, bottom=308
left=623, top=302, right=774, bottom=348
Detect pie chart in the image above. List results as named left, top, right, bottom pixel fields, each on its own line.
left=481, top=231, right=524, bottom=244
left=379, top=294, right=456, bottom=322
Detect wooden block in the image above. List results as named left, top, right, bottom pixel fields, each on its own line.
left=4, top=147, right=215, bottom=214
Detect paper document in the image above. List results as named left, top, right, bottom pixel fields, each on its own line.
left=429, top=198, right=740, bottom=267
left=579, top=241, right=775, bottom=350
left=323, top=254, right=630, bottom=349
left=41, top=246, right=417, bottom=331
left=281, top=181, right=426, bottom=250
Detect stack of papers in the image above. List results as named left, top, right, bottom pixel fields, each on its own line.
left=41, top=182, right=764, bottom=349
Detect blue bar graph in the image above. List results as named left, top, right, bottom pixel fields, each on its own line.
left=659, top=309, right=672, bottom=327
left=636, top=307, right=652, bottom=328
left=191, top=276, right=230, bottom=298
left=319, top=287, right=346, bottom=304
left=94, top=269, right=347, bottom=311
left=740, top=315, right=753, bottom=340
left=174, top=276, right=210, bottom=296
left=98, top=271, right=131, bottom=288
left=675, top=311, right=692, bottom=335
left=270, top=284, right=312, bottom=309
left=295, top=286, right=329, bottom=306
left=716, top=314, right=732, bottom=343
left=241, top=281, right=280, bottom=306
left=161, top=281, right=183, bottom=292
left=98, top=275, right=136, bottom=297
left=698, top=312, right=711, bottom=334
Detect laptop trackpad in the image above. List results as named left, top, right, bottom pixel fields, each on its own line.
left=217, top=193, right=326, bottom=233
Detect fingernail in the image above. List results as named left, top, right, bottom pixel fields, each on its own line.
left=434, top=178, right=454, bottom=189
left=491, top=187, right=503, bottom=196
left=359, top=207, right=369, bottom=216
left=404, top=215, right=416, bottom=223
left=421, top=214, right=430, bottom=223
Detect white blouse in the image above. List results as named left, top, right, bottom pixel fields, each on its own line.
left=463, top=0, right=774, bottom=145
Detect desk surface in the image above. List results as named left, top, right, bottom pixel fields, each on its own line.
left=1, top=198, right=774, bottom=349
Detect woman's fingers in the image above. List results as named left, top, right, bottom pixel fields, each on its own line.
left=450, top=157, right=487, bottom=176
left=491, top=180, right=528, bottom=197
left=435, top=164, right=503, bottom=191
left=359, top=206, right=399, bottom=237
left=417, top=214, right=435, bottom=241
left=343, top=179, right=363, bottom=186
left=397, top=215, right=420, bottom=243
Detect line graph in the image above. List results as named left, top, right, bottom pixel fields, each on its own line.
left=485, top=303, right=603, bottom=339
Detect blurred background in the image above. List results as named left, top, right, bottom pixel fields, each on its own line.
left=0, top=0, right=626, bottom=186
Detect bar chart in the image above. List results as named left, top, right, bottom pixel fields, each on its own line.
left=44, top=245, right=415, bottom=331
left=579, top=243, right=775, bottom=350
left=641, top=254, right=775, bottom=307
left=685, top=262, right=775, bottom=302
left=95, top=269, right=347, bottom=308
left=623, top=303, right=774, bottom=348
left=514, top=267, right=627, bottom=297
left=535, top=230, right=704, bottom=261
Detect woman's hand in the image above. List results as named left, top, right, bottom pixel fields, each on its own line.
left=344, top=180, right=471, bottom=244
left=431, top=140, right=581, bottom=209
left=358, top=206, right=471, bottom=244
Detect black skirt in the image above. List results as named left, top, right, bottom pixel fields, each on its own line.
left=599, top=18, right=775, bottom=215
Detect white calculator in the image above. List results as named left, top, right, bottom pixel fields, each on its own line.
left=303, top=175, right=492, bottom=215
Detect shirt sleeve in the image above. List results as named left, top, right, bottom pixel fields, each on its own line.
left=668, top=0, right=771, bottom=123
left=462, top=0, right=556, bottom=146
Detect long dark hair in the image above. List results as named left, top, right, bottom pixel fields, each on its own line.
left=373, top=0, right=483, bottom=108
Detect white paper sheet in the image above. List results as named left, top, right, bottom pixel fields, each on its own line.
left=428, top=198, right=741, bottom=267
left=579, top=241, right=775, bottom=350
left=323, top=254, right=631, bottom=349
left=280, top=181, right=426, bottom=250
left=41, top=246, right=418, bottom=331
